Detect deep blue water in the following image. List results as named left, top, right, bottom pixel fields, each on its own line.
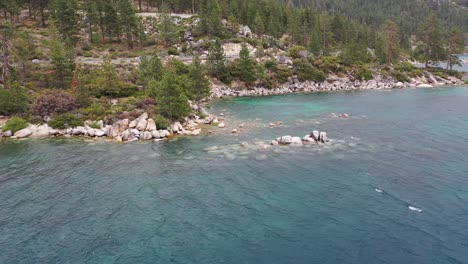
left=1, top=86, right=468, bottom=264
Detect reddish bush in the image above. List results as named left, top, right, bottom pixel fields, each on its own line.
left=32, top=90, right=77, bottom=117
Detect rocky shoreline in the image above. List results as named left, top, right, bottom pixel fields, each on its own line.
left=0, top=110, right=221, bottom=142
left=1, top=71, right=466, bottom=142
left=211, top=72, right=465, bottom=98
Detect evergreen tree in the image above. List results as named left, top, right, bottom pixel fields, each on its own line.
left=117, top=0, right=138, bottom=49
left=207, top=39, right=229, bottom=82
left=157, top=5, right=178, bottom=47
left=382, top=20, right=400, bottom=65
left=50, top=0, right=79, bottom=45
left=13, top=31, right=37, bottom=82
left=156, top=70, right=191, bottom=121
left=417, top=14, right=445, bottom=69
left=83, top=0, right=99, bottom=43
left=446, top=28, right=464, bottom=71
left=139, top=53, right=164, bottom=86
left=198, top=0, right=223, bottom=37
left=49, top=25, right=76, bottom=88
left=236, top=43, right=257, bottom=85
left=33, top=0, right=50, bottom=27
left=100, top=56, right=119, bottom=97
left=186, top=55, right=210, bottom=112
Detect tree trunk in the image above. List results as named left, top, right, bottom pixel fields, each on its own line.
left=192, top=0, right=196, bottom=14
left=40, top=8, right=46, bottom=27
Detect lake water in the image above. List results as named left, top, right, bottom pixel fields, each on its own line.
left=1, top=86, right=468, bottom=264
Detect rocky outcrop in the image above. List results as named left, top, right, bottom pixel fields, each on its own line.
left=274, top=130, right=330, bottom=146
left=14, top=128, right=32, bottom=138
left=2, top=112, right=208, bottom=142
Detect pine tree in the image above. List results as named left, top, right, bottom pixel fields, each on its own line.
left=382, top=20, right=400, bottom=65
left=100, top=56, right=119, bottom=97
left=156, top=70, right=191, bottom=121
left=50, top=0, right=79, bottom=45
left=417, top=14, right=445, bottom=69
left=49, top=25, right=76, bottom=88
left=157, top=5, right=178, bottom=47
left=207, top=39, right=228, bottom=82
left=117, top=0, right=138, bottom=49
left=84, top=0, right=99, bottom=43
left=236, top=43, right=257, bottom=85
left=139, top=52, right=164, bottom=86
left=13, top=31, right=37, bottom=82
left=446, top=28, right=464, bottom=71
left=199, top=0, right=223, bottom=37
left=186, top=55, right=210, bottom=112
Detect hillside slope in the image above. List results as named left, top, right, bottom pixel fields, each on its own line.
left=282, top=0, right=468, bottom=35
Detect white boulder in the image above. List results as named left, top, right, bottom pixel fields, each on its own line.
left=14, top=128, right=32, bottom=138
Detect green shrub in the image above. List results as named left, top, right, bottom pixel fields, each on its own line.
left=48, top=113, right=82, bottom=129
left=289, top=45, right=307, bottom=59
left=116, top=83, right=140, bottom=97
left=293, top=58, right=326, bottom=82
left=83, top=103, right=110, bottom=121
left=2, top=117, right=28, bottom=134
left=275, top=66, right=292, bottom=84
left=0, top=82, right=29, bottom=115
left=354, top=65, right=373, bottom=81
left=88, top=121, right=101, bottom=129
left=264, top=60, right=278, bottom=71
left=391, top=71, right=410, bottom=82
left=152, top=114, right=170, bottom=129
left=393, top=62, right=423, bottom=78
left=314, top=56, right=340, bottom=73
left=168, top=47, right=179, bottom=56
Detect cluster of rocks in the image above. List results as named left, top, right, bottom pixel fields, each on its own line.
left=0, top=112, right=219, bottom=142
left=271, top=130, right=329, bottom=146
left=211, top=72, right=465, bottom=98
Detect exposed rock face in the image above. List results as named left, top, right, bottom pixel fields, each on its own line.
left=14, top=128, right=32, bottom=138
left=87, top=129, right=96, bottom=137
left=95, top=130, right=106, bottom=137
left=291, top=137, right=303, bottom=145
left=311, top=130, right=320, bottom=142
left=278, top=135, right=292, bottom=144
left=152, top=130, right=161, bottom=139
left=29, top=124, right=52, bottom=138
left=141, top=131, right=153, bottom=140
left=113, top=119, right=129, bottom=134
left=275, top=130, right=330, bottom=147
left=3, top=130, right=12, bottom=137
left=105, top=126, right=114, bottom=138
left=136, top=119, right=148, bottom=131
left=319, top=132, right=329, bottom=143
left=72, top=126, right=85, bottom=135
left=146, top=119, right=157, bottom=131
left=121, top=130, right=130, bottom=141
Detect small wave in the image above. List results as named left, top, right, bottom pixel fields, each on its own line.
left=374, top=188, right=383, bottom=193
left=408, top=206, right=423, bottom=212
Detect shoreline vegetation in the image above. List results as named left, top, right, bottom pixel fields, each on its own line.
left=0, top=0, right=467, bottom=142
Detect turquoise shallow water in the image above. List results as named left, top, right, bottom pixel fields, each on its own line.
left=1, top=86, right=468, bottom=263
